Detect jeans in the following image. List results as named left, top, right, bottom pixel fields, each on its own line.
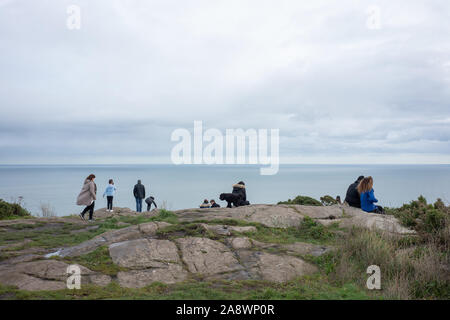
left=135, top=197, right=143, bottom=212
left=107, top=196, right=113, bottom=210
left=81, top=201, right=95, bottom=220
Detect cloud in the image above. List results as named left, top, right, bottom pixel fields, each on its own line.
left=0, top=0, right=449, bottom=164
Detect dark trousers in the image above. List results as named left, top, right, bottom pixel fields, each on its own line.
left=147, top=202, right=156, bottom=211
left=371, top=205, right=385, bottom=214
left=81, top=201, right=95, bottom=220
left=107, top=196, right=113, bottom=210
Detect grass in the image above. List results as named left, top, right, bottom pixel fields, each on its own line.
left=242, top=217, right=338, bottom=245
left=0, top=209, right=180, bottom=256
left=0, top=275, right=373, bottom=300
left=59, top=246, right=127, bottom=276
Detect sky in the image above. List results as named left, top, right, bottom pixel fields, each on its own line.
left=0, top=0, right=449, bottom=164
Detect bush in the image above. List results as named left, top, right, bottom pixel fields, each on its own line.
left=297, top=216, right=333, bottom=240
left=387, top=196, right=449, bottom=247
left=278, top=195, right=322, bottom=206
left=0, top=199, right=31, bottom=220
left=332, top=227, right=450, bottom=299
left=320, top=195, right=338, bottom=206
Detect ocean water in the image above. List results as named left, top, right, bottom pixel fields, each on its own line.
left=0, top=164, right=449, bottom=217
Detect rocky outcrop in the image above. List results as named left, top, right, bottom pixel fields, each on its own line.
left=0, top=260, right=111, bottom=291
left=54, top=221, right=172, bottom=257
left=176, top=204, right=415, bottom=234
left=0, top=204, right=415, bottom=292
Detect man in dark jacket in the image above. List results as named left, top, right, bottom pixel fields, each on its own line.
left=344, top=176, right=364, bottom=208
left=133, top=180, right=146, bottom=212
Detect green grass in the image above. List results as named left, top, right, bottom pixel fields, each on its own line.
left=0, top=275, right=374, bottom=300
left=60, top=246, right=127, bottom=276
left=242, top=217, right=338, bottom=245
left=0, top=209, right=179, bottom=255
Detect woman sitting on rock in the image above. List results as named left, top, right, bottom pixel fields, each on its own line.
left=357, top=176, right=384, bottom=214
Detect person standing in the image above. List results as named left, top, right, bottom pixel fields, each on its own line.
left=76, top=174, right=97, bottom=221
left=103, top=179, right=116, bottom=212
left=133, top=180, right=146, bottom=212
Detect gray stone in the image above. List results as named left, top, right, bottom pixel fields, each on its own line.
left=175, top=237, right=242, bottom=275
left=109, top=239, right=180, bottom=268
left=117, top=264, right=188, bottom=288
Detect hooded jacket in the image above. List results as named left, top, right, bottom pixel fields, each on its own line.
left=345, top=179, right=362, bottom=208
left=133, top=180, right=146, bottom=199
left=76, top=179, right=97, bottom=206
left=232, top=181, right=246, bottom=202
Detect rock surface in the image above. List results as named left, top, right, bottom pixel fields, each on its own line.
left=0, top=260, right=111, bottom=291
left=0, top=204, right=415, bottom=291
left=176, top=204, right=414, bottom=234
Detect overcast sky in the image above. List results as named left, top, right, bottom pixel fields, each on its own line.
left=0, top=0, right=449, bottom=164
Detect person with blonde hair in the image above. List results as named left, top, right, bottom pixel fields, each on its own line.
left=357, top=176, right=384, bottom=214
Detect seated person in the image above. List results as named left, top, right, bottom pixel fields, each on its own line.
left=199, top=199, right=210, bottom=208
left=344, top=176, right=364, bottom=208
left=357, top=176, right=384, bottom=214
left=220, top=181, right=250, bottom=208
left=210, top=199, right=220, bottom=208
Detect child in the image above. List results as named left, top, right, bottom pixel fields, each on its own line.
left=210, top=199, right=220, bottom=208
left=357, top=176, right=384, bottom=214
left=103, top=179, right=116, bottom=212
left=145, top=196, right=157, bottom=211
left=200, top=199, right=210, bottom=208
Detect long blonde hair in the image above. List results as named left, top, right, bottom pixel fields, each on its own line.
left=357, top=176, right=373, bottom=194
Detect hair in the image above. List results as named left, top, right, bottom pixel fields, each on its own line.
left=210, top=199, right=215, bottom=203
left=203, top=199, right=209, bottom=204
left=357, top=176, right=373, bottom=194
left=86, top=174, right=96, bottom=181
left=238, top=181, right=245, bottom=185
left=109, top=179, right=114, bottom=184
left=357, top=176, right=364, bottom=182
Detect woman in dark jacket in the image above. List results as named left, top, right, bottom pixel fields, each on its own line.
left=232, top=181, right=249, bottom=206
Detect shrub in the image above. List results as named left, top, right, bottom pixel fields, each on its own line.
left=0, top=199, right=31, bottom=220
left=278, top=195, right=322, bottom=206
left=332, top=227, right=450, bottom=299
left=297, top=216, right=333, bottom=240
left=387, top=196, right=449, bottom=247
left=320, top=195, right=338, bottom=206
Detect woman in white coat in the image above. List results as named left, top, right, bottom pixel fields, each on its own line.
left=76, top=174, right=97, bottom=221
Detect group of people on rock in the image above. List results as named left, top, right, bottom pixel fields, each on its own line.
left=344, top=175, right=384, bottom=214
left=76, top=173, right=383, bottom=222
left=76, top=175, right=157, bottom=221
left=198, top=181, right=251, bottom=209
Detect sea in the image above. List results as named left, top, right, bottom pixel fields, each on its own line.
left=0, top=164, right=449, bottom=216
